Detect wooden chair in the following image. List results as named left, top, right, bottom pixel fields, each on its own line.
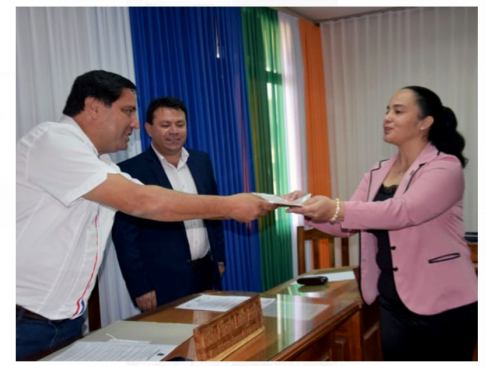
left=467, top=242, right=477, bottom=265
left=467, top=242, right=478, bottom=277
left=297, top=226, right=350, bottom=275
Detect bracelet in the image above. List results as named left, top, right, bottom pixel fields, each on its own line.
left=329, top=198, right=340, bottom=222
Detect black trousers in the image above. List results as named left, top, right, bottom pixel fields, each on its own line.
left=379, top=295, right=478, bottom=361
left=189, top=253, right=217, bottom=293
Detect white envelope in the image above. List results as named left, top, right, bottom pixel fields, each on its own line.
left=254, top=193, right=311, bottom=207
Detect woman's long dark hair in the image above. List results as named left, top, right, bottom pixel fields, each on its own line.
left=403, top=86, right=468, bottom=168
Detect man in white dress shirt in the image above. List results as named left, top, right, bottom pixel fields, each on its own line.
left=16, top=70, right=274, bottom=360
left=112, top=97, right=226, bottom=312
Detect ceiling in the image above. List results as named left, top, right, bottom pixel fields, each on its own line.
left=278, top=7, right=405, bottom=23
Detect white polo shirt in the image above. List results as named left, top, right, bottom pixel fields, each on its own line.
left=16, top=115, right=138, bottom=320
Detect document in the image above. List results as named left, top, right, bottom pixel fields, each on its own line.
left=177, top=294, right=276, bottom=313
left=318, top=270, right=355, bottom=282
left=260, top=297, right=277, bottom=309
left=254, top=192, right=311, bottom=207
left=42, top=321, right=197, bottom=361
left=50, top=341, right=174, bottom=361
left=176, top=294, right=251, bottom=312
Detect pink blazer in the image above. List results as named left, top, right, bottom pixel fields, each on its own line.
left=307, top=143, right=477, bottom=315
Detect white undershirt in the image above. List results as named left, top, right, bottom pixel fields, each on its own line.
left=151, top=144, right=210, bottom=260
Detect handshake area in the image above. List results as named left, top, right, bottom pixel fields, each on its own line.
left=253, top=192, right=311, bottom=207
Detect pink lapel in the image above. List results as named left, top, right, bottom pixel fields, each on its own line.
left=367, top=157, right=396, bottom=202
left=395, top=142, right=438, bottom=196
left=366, top=143, right=439, bottom=201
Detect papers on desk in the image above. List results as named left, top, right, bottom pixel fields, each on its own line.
left=260, top=297, right=277, bottom=309
left=176, top=294, right=277, bottom=312
left=50, top=340, right=174, bottom=361
left=177, top=294, right=327, bottom=321
left=324, top=270, right=356, bottom=282
left=42, top=321, right=198, bottom=361
left=254, top=192, right=311, bottom=207
left=176, top=294, right=250, bottom=312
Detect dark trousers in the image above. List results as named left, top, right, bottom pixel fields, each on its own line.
left=379, top=296, right=478, bottom=361
left=16, top=306, right=84, bottom=360
left=155, top=253, right=218, bottom=307
left=190, top=253, right=217, bottom=293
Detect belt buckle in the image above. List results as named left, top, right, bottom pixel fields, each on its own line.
left=191, top=255, right=207, bottom=271
left=191, top=259, right=200, bottom=271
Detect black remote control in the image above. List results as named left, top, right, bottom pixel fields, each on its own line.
left=297, top=276, right=329, bottom=286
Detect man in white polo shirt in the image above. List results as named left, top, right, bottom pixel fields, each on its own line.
left=16, top=70, right=275, bottom=360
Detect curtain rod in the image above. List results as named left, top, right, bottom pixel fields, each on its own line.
left=270, top=7, right=414, bottom=25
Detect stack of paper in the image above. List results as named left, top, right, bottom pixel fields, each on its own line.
left=50, top=341, right=174, bottom=361
left=42, top=321, right=197, bottom=361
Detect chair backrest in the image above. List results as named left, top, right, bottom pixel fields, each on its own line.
left=467, top=242, right=477, bottom=275
left=468, top=242, right=477, bottom=263
left=297, top=226, right=349, bottom=275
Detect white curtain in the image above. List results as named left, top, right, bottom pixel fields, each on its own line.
left=278, top=12, right=308, bottom=276
left=16, top=7, right=141, bottom=329
left=320, top=7, right=478, bottom=265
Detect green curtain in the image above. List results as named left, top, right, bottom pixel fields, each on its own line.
left=241, top=7, right=292, bottom=290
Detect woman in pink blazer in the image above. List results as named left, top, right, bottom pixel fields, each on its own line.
left=287, top=86, right=477, bottom=361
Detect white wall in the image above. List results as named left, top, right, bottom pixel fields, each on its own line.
left=320, top=7, right=478, bottom=264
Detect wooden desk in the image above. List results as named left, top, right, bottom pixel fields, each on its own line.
left=37, top=267, right=378, bottom=361
left=129, top=267, right=378, bottom=361
left=265, top=267, right=382, bottom=361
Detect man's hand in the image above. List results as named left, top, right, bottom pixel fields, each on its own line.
left=218, top=262, right=225, bottom=277
left=227, top=193, right=276, bottom=222
left=135, top=290, right=157, bottom=312
left=85, top=174, right=276, bottom=223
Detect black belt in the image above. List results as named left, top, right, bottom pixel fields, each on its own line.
left=16, top=305, right=65, bottom=323
left=190, top=253, right=211, bottom=271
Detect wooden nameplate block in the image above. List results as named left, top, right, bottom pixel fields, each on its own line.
left=193, top=294, right=264, bottom=361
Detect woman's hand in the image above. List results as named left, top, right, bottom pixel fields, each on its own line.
left=286, top=195, right=336, bottom=221
left=282, top=190, right=307, bottom=201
